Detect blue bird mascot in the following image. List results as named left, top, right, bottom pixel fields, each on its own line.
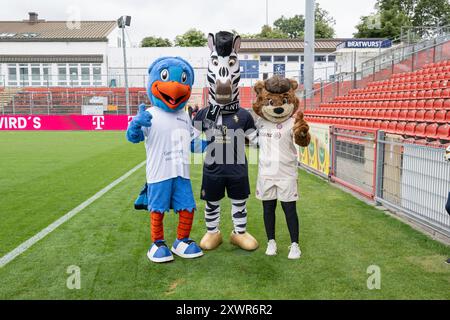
left=126, top=57, right=204, bottom=263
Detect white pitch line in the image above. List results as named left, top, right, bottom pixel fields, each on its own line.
left=0, top=160, right=146, bottom=268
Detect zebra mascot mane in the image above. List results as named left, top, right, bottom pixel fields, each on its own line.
left=205, top=31, right=241, bottom=128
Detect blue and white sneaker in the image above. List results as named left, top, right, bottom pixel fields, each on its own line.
left=171, top=238, right=204, bottom=259
left=147, top=241, right=174, bottom=263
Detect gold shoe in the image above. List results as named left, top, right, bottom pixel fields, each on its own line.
left=230, top=231, right=259, bottom=251
left=199, top=231, right=223, bottom=250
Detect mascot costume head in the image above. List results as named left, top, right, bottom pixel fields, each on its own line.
left=147, top=56, right=195, bottom=112
left=253, top=75, right=310, bottom=147
left=126, top=56, right=203, bottom=263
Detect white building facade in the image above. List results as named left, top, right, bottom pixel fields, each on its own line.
left=0, top=14, right=391, bottom=89
left=0, top=13, right=120, bottom=87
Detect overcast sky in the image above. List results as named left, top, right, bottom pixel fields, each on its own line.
left=2, top=0, right=378, bottom=45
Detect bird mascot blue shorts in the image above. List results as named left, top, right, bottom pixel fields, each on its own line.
left=126, top=57, right=205, bottom=263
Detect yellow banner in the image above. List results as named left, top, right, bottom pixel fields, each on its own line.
left=298, top=123, right=330, bottom=176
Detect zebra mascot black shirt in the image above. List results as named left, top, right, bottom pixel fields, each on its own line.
left=194, top=31, right=259, bottom=252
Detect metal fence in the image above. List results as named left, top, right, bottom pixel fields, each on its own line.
left=321, top=126, right=450, bottom=237
left=330, top=126, right=378, bottom=199
left=375, top=133, right=450, bottom=236
left=304, top=33, right=450, bottom=109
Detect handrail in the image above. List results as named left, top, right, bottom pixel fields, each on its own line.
left=303, top=31, right=450, bottom=105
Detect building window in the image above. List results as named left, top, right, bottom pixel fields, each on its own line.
left=8, top=64, right=17, bottom=86
left=69, top=64, right=79, bottom=86
left=58, top=64, right=67, bottom=86
left=287, top=55, right=299, bottom=62
left=315, top=55, right=326, bottom=62
left=31, top=64, right=41, bottom=86
left=19, top=64, right=29, bottom=86
left=328, top=55, right=336, bottom=62
left=5, top=63, right=103, bottom=87
left=301, top=55, right=304, bottom=62
left=81, top=64, right=90, bottom=86
left=93, top=65, right=102, bottom=86
left=43, top=64, right=51, bottom=85
left=262, top=73, right=269, bottom=80
left=260, top=55, right=272, bottom=62
left=274, top=56, right=285, bottom=62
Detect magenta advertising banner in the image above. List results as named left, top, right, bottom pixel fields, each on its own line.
left=0, top=115, right=133, bottom=131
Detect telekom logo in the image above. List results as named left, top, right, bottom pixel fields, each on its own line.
left=92, top=116, right=105, bottom=130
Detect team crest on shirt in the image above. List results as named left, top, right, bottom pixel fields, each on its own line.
left=233, top=115, right=239, bottom=123
left=221, top=125, right=228, bottom=135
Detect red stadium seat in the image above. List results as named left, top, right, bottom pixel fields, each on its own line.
left=416, top=109, right=426, bottom=121
left=444, top=99, right=450, bottom=109
left=390, top=109, right=399, bottom=120
left=434, top=99, right=444, bottom=109
left=416, top=100, right=426, bottom=109
left=406, top=110, right=417, bottom=121
left=388, top=121, right=398, bottom=133
left=395, top=122, right=407, bottom=134
left=405, top=122, right=417, bottom=135
left=425, top=99, right=434, bottom=109
left=373, top=120, right=382, bottom=129
left=435, top=110, right=447, bottom=123
left=424, top=110, right=435, bottom=122
left=414, top=123, right=427, bottom=137
left=436, top=124, right=450, bottom=141
left=398, top=110, right=408, bottom=121
left=425, top=123, right=438, bottom=139
left=381, top=121, right=390, bottom=130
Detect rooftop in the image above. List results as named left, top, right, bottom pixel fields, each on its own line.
left=0, top=13, right=116, bottom=42
left=240, top=38, right=384, bottom=52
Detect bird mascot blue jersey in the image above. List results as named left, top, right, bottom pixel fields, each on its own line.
left=126, top=57, right=204, bottom=263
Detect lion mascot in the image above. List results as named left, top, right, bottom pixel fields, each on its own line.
left=126, top=57, right=204, bottom=263
left=252, top=75, right=310, bottom=259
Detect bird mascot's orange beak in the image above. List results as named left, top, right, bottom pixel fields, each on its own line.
left=151, top=81, right=191, bottom=110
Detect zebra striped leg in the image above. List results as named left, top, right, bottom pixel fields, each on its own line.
left=230, top=198, right=247, bottom=234
left=205, top=200, right=221, bottom=233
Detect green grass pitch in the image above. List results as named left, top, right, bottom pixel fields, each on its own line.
left=0, top=131, right=449, bottom=299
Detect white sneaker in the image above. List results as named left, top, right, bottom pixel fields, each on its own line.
left=288, top=242, right=301, bottom=259
left=265, top=239, right=277, bottom=256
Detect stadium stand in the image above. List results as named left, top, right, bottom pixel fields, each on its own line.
left=304, top=60, right=450, bottom=146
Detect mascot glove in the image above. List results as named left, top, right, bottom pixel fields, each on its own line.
left=132, top=104, right=152, bottom=128
left=293, top=112, right=311, bottom=147
left=191, top=138, right=208, bottom=153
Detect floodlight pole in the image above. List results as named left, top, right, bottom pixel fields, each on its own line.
left=304, top=0, right=315, bottom=99
left=119, top=16, right=131, bottom=115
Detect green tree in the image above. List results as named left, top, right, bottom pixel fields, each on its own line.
left=270, top=4, right=335, bottom=39
left=273, top=15, right=305, bottom=38
left=413, top=0, right=450, bottom=28
left=240, top=25, right=289, bottom=39
left=314, top=4, right=336, bottom=38
left=140, top=36, right=172, bottom=47
left=174, top=29, right=207, bottom=47
left=354, top=0, right=450, bottom=39
left=354, top=9, right=412, bottom=38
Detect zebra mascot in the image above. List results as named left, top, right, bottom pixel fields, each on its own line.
left=193, top=31, right=259, bottom=251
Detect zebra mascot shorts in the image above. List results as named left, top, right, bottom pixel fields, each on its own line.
left=126, top=57, right=203, bottom=263
left=252, top=75, right=311, bottom=259
left=193, top=31, right=259, bottom=252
